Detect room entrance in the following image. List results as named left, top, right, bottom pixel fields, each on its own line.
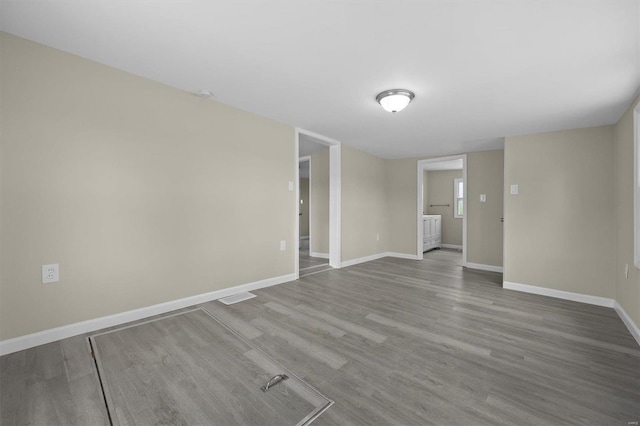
left=417, top=155, right=467, bottom=265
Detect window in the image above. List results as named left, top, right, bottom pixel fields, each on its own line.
left=634, top=103, right=640, bottom=268
left=454, top=178, right=464, bottom=218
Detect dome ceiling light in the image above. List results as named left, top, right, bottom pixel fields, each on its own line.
left=375, top=89, right=415, bottom=113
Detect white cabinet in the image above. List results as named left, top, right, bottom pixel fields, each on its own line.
left=423, top=215, right=442, bottom=252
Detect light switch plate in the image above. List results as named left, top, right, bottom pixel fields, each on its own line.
left=510, top=184, right=519, bottom=195
left=42, top=264, right=59, bottom=284
left=480, top=194, right=486, bottom=202
left=288, top=181, right=294, bottom=191
left=280, top=240, right=286, bottom=251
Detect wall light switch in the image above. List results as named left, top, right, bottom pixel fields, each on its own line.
left=280, top=240, right=286, bottom=251
left=510, top=184, right=519, bottom=195
left=42, top=264, right=59, bottom=284
left=480, top=194, right=486, bottom=202
left=288, top=181, right=294, bottom=191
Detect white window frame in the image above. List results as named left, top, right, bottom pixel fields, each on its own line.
left=454, top=177, right=464, bottom=219
left=634, top=103, right=640, bottom=268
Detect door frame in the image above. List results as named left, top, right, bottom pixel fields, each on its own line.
left=295, top=129, right=341, bottom=279
left=416, top=155, right=467, bottom=265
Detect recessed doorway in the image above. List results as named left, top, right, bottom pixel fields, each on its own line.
left=417, top=155, right=467, bottom=265
left=295, top=130, right=341, bottom=278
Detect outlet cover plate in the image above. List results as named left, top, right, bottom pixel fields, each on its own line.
left=42, top=264, right=59, bottom=284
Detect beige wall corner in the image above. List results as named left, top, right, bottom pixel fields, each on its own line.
left=467, top=150, right=504, bottom=267
left=341, top=145, right=388, bottom=262
left=426, top=170, right=463, bottom=246
left=0, top=33, right=296, bottom=340
left=387, top=158, right=419, bottom=255
left=310, top=149, right=330, bottom=254
left=504, top=126, right=615, bottom=298
left=613, top=95, right=640, bottom=328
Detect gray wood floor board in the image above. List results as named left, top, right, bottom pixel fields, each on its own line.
left=263, top=301, right=347, bottom=338
left=293, top=303, right=387, bottom=344
left=201, top=301, right=264, bottom=339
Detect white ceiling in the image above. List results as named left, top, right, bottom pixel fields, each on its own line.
left=2, top=1, right=638, bottom=159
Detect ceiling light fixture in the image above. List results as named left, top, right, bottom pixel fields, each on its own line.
left=376, top=89, right=415, bottom=113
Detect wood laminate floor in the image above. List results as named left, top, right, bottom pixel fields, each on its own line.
left=2, top=249, right=639, bottom=425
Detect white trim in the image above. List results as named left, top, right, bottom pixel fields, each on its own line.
left=503, top=281, right=615, bottom=307
left=329, top=143, right=342, bottom=268
left=441, top=244, right=463, bottom=250
left=341, top=253, right=388, bottom=267
left=634, top=102, right=640, bottom=269
left=310, top=251, right=330, bottom=259
left=465, top=262, right=504, bottom=273
left=613, top=301, right=640, bottom=346
left=0, top=273, right=296, bottom=356
left=386, top=252, right=420, bottom=260
left=294, top=138, right=301, bottom=279
left=341, top=252, right=421, bottom=267
left=295, top=128, right=342, bottom=270
left=417, top=155, right=467, bottom=266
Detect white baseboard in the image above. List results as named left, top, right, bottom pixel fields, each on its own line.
left=441, top=244, right=462, bottom=250
left=503, top=281, right=615, bottom=307
left=310, top=251, right=329, bottom=259
left=0, top=273, right=296, bottom=356
left=341, top=252, right=421, bottom=267
left=613, top=301, right=640, bottom=346
left=341, top=253, right=388, bottom=267
left=386, top=252, right=420, bottom=260
left=466, top=262, right=504, bottom=273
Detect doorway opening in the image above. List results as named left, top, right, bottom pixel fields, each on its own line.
left=417, top=155, right=467, bottom=265
left=298, top=155, right=330, bottom=277
left=295, top=130, right=341, bottom=278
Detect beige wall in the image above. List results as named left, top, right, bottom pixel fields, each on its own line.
left=299, top=178, right=309, bottom=237
left=310, top=149, right=330, bottom=255
left=387, top=159, right=419, bottom=255
left=422, top=171, right=429, bottom=214
left=341, top=145, right=387, bottom=261
left=504, top=126, right=615, bottom=298
left=426, top=170, right=463, bottom=246
left=0, top=33, right=296, bottom=340
left=613, top=96, right=640, bottom=327
left=467, top=150, right=504, bottom=267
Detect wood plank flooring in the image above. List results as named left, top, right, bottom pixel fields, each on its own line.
left=2, top=249, right=639, bottom=425
left=90, top=308, right=330, bottom=425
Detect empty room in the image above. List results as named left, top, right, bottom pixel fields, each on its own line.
left=1, top=1, right=639, bottom=425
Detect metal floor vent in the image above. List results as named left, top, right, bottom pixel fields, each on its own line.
left=218, top=292, right=256, bottom=305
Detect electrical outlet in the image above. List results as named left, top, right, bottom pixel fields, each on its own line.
left=280, top=240, right=286, bottom=251
left=376, top=234, right=380, bottom=241
left=42, top=264, right=59, bottom=284
left=288, top=181, right=294, bottom=191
